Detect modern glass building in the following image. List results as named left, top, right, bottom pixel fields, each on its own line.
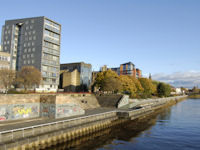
left=1, top=16, right=61, bottom=92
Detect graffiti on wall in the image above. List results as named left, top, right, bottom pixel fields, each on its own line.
left=56, top=104, right=85, bottom=118
left=0, top=107, right=7, bottom=121
left=12, top=105, right=39, bottom=119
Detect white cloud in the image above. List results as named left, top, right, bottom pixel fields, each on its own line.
left=152, top=71, right=200, bottom=88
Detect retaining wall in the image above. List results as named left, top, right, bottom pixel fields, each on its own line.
left=0, top=94, right=100, bottom=121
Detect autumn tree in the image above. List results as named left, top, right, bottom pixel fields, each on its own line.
left=157, top=82, right=171, bottom=97
left=139, top=78, right=156, bottom=98
left=131, top=77, right=144, bottom=97
left=0, top=69, right=15, bottom=92
left=16, top=66, right=41, bottom=91
left=94, top=70, right=122, bottom=93
left=119, top=75, right=137, bottom=98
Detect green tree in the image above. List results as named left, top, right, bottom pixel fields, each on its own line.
left=157, top=82, right=171, bottom=97
left=16, top=66, right=41, bottom=91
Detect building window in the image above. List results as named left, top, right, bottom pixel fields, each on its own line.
left=32, top=30, right=36, bottom=34
left=28, top=48, right=31, bottom=52
left=31, top=54, right=34, bottom=58
left=32, top=42, right=35, bottom=46
left=33, top=36, right=36, bottom=40
left=29, top=36, right=32, bottom=40
left=30, top=25, right=33, bottom=29
left=32, top=60, right=34, bottom=64
left=24, top=60, right=26, bottom=64
left=25, top=21, right=29, bottom=25
left=24, top=43, right=27, bottom=47
left=32, top=48, right=35, bottom=52
left=24, top=48, right=27, bottom=53
left=27, top=54, right=30, bottom=58
left=25, top=32, right=27, bottom=36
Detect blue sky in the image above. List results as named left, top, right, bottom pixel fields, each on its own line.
left=0, top=0, right=200, bottom=87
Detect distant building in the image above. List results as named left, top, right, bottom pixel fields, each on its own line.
left=110, top=62, right=142, bottom=78
left=60, top=62, right=92, bottom=92
left=0, top=51, right=10, bottom=69
left=110, top=67, right=120, bottom=75
left=100, top=65, right=108, bottom=72
left=1, top=16, right=61, bottom=92
left=136, top=68, right=142, bottom=78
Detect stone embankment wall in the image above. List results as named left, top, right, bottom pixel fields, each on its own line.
left=0, top=111, right=118, bottom=149
left=0, top=94, right=100, bottom=121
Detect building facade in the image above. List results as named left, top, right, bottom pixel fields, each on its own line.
left=60, top=62, right=92, bottom=92
left=0, top=51, right=10, bottom=69
left=1, top=16, right=61, bottom=92
left=110, top=62, right=142, bottom=78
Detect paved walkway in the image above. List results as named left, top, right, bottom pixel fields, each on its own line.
left=0, top=107, right=116, bottom=132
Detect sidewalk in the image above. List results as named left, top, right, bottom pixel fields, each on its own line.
left=0, top=107, right=116, bottom=132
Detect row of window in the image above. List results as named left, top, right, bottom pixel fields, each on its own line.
left=42, top=59, right=59, bottom=66
left=24, top=35, right=36, bottom=41
left=0, top=56, right=10, bottom=61
left=25, top=30, right=36, bottom=36
left=42, top=65, right=58, bottom=72
left=4, top=30, right=11, bottom=35
left=44, top=19, right=60, bottom=30
left=43, top=78, right=57, bottom=84
left=3, top=41, right=10, bottom=45
left=43, top=47, right=59, bottom=56
left=44, top=41, right=59, bottom=50
left=43, top=53, right=59, bottom=61
left=23, top=59, right=35, bottom=65
left=44, top=30, right=59, bottom=39
left=42, top=71, right=57, bottom=78
left=22, top=54, right=34, bottom=59
left=24, top=42, right=35, bottom=47
left=44, top=36, right=59, bottom=45
left=25, top=25, right=34, bottom=31
left=24, top=47, right=35, bottom=53
left=45, top=24, right=60, bottom=34
left=25, top=19, right=35, bottom=25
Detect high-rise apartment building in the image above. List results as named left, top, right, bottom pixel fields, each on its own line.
left=1, top=16, right=61, bottom=92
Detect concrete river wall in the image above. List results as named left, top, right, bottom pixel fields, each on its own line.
left=0, top=95, right=187, bottom=150
left=0, top=94, right=100, bottom=121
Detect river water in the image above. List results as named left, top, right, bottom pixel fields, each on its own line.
left=52, top=98, right=200, bottom=150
